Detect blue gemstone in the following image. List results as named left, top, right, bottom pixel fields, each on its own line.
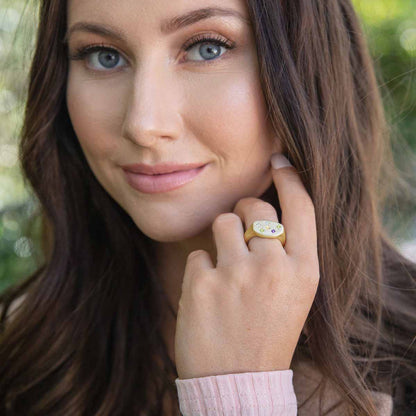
left=271, top=230, right=276, bottom=233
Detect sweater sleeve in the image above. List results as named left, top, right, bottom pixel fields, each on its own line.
left=175, top=369, right=297, bottom=415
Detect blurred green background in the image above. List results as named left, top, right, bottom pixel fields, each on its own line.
left=0, top=0, right=415, bottom=294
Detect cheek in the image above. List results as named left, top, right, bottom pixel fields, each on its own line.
left=183, top=69, right=270, bottom=159
left=66, top=73, right=122, bottom=163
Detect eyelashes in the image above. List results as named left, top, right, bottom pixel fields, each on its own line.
left=68, top=33, right=237, bottom=72
left=182, top=33, right=235, bottom=55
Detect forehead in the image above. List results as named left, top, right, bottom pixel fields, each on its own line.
left=67, top=0, right=249, bottom=31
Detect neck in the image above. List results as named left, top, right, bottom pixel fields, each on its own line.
left=153, top=224, right=217, bottom=315
left=151, top=225, right=217, bottom=365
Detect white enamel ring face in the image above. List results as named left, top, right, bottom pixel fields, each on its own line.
left=253, top=220, right=284, bottom=238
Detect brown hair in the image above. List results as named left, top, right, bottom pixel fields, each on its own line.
left=1, top=0, right=415, bottom=414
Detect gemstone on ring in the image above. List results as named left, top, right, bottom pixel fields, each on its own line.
left=253, top=220, right=284, bottom=237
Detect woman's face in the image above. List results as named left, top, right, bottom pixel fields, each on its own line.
left=66, top=0, right=282, bottom=243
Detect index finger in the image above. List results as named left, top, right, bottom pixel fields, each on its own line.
left=270, top=154, right=317, bottom=260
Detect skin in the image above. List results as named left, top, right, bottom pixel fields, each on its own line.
left=66, top=0, right=319, bottom=378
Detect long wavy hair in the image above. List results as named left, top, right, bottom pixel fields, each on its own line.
left=1, top=0, right=415, bottom=415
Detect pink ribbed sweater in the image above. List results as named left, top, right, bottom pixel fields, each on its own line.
left=175, top=364, right=394, bottom=415
left=175, top=370, right=297, bottom=415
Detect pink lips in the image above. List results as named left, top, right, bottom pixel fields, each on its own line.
left=123, top=164, right=208, bottom=194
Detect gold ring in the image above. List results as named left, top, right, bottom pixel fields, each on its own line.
left=244, top=220, right=286, bottom=247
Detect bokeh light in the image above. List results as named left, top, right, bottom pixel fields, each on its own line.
left=0, top=7, right=20, bottom=33
left=14, top=236, right=34, bottom=258
left=400, top=28, right=416, bottom=54
left=0, top=143, right=18, bottom=167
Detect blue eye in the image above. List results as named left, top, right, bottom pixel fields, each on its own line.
left=92, top=48, right=124, bottom=70
left=182, top=34, right=235, bottom=64
left=68, top=44, right=126, bottom=72
left=68, top=34, right=236, bottom=72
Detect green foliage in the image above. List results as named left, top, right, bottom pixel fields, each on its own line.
left=1, top=0, right=43, bottom=293
left=0, top=0, right=415, bottom=293
left=353, top=0, right=416, bottom=152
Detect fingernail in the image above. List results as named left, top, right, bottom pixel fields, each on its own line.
left=271, top=153, right=293, bottom=170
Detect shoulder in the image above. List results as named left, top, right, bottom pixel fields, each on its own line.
left=292, top=358, right=393, bottom=415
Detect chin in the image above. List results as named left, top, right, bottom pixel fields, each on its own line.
left=132, top=220, right=211, bottom=244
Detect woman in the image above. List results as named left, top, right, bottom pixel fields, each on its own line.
left=0, top=0, right=415, bottom=414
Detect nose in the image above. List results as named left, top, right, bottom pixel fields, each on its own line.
left=121, top=63, right=183, bottom=147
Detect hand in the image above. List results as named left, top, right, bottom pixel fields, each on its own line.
left=174, top=154, right=320, bottom=379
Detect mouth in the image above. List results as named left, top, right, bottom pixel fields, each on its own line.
left=121, top=161, right=206, bottom=175
left=122, top=163, right=208, bottom=194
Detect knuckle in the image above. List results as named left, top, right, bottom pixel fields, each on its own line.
left=250, top=200, right=275, bottom=214
left=234, top=198, right=277, bottom=218
left=233, top=197, right=258, bottom=212
left=187, top=249, right=205, bottom=261
left=229, top=270, right=255, bottom=293
left=213, top=213, right=240, bottom=228
left=234, top=197, right=275, bottom=214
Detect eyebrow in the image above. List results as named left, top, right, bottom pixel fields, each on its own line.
left=64, top=7, right=251, bottom=44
